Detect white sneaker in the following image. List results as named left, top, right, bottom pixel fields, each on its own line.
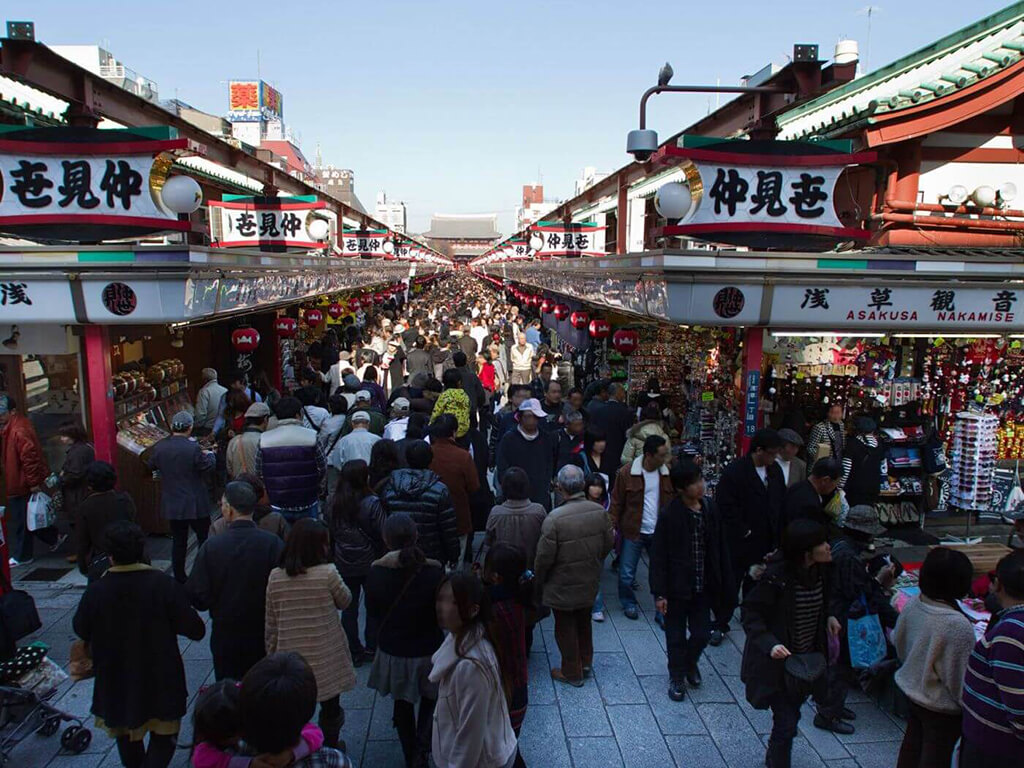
left=9, top=557, right=32, bottom=567
left=592, top=611, right=605, bottom=623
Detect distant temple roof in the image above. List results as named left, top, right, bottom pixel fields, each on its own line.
left=422, top=213, right=501, bottom=241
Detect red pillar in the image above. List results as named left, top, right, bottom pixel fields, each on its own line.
left=738, top=326, right=765, bottom=456
left=83, top=325, right=116, bottom=463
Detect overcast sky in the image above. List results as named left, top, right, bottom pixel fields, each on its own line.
left=9, top=0, right=1013, bottom=233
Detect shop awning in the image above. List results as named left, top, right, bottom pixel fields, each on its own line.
left=0, top=246, right=434, bottom=325
left=481, top=248, right=1024, bottom=333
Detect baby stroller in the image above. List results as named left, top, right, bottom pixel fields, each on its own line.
left=0, top=683, right=92, bottom=764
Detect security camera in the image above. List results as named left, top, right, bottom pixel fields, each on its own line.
left=626, top=129, right=658, bottom=163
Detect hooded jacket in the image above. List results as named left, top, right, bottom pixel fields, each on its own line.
left=379, top=468, right=460, bottom=565
left=620, top=420, right=670, bottom=466
left=429, top=625, right=518, bottom=768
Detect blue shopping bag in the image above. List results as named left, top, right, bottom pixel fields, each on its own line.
left=847, top=595, right=887, bottom=670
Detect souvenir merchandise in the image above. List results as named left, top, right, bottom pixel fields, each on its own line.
left=949, top=412, right=999, bottom=511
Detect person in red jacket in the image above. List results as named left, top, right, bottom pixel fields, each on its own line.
left=0, top=394, right=50, bottom=566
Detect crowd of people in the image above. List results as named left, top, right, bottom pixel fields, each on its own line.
left=2, top=272, right=1023, bottom=768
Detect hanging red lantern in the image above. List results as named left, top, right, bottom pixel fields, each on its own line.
left=570, top=311, right=590, bottom=329
left=612, top=329, right=640, bottom=355
left=348, top=298, right=362, bottom=312
left=305, top=309, right=323, bottom=325
left=529, top=295, right=542, bottom=308
left=540, top=298, right=555, bottom=314
left=374, top=292, right=385, bottom=304
left=327, top=302, right=344, bottom=320
left=589, top=319, right=611, bottom=339
left=274, top=317, right=297, bottom=338
left=553, top=304, right=570, bottom=321
left=231, top=326, right=260, bottom=352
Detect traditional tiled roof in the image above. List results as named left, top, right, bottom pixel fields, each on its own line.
left=777, top=3, right=1024, bottom=140
left=422, top=214, right=501, bottom=240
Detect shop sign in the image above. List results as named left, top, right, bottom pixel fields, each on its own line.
left=505, top=240, right=530, bottom=260
left=530, top=223, right=605, bottom=258
left=770, top=285, right=1023, bottom=331
left=744, top=370, right=761, bottom=437
left=659, top=138, right=875, bottom=250
left=666, top=283, right=764, bottom=326
left=341, top=229, right=390, bottom=258
left=211, top=195, right=327, bottom=250
left=0, top=126, right=192, bottom=242
left=228, top=80, right=284, bottom=123
left=101, top=282, right=138, bottom=316
left=83, top=278, right=186, bottom=323
left=0, top=280, right=76, bottom=323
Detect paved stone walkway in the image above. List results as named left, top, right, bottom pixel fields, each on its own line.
left=11, top=549, right=907, bottom=768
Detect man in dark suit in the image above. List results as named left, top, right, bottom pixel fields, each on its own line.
left=784, top=458, right=841, bottom=531
left=187, top=480, right=284, bottom=680
left=452, top=350, right=487, bottom=430
left=146, top=411, right=216, bottom=583
left=711, top=428, right=785, bottom=644
left=588, top=382, right=635, bottom=484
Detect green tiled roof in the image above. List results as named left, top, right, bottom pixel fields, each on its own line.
left=777, top=3, right=1024, bottom=140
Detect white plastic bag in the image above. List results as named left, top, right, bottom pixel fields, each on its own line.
left=26, top=491, right=55, bottom=532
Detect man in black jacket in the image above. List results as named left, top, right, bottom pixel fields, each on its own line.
left=712, top=428, right=786, bottom=645
left=651, top=461, right=734, bottom=702
left=452, top=351, right=487, bottom=429
left=495, top=398, right=558, bottom=511
left=186, top=480, right=284, bottom=680
left=588, top=383, right=634, bottom=482
left=783, top=458, right=841, bottom=533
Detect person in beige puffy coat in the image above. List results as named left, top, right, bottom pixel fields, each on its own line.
left=620, top=402, right=671, bottom=466
left=534, top=465, right=614, bottom=687
left=265, top=518, right=355, bottom=750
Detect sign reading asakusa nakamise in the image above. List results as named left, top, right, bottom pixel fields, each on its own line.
left=341, top=229, right=389, bottom=258
left=771, top=284, right=1022, bottom=331
left=530, top=223, right=605, bottom=258
left=658, top=137, right=876, bottom=250
left=211, top=195, right=326, bottom=251
left=0, top=126, right=192, bottom=241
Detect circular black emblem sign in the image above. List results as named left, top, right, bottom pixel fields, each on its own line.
left=101, top=282, right=137, bottom=316
left=712, top=287, right=745, bottom=319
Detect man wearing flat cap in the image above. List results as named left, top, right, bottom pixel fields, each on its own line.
left=776, top=429, right=807, bottom=489
left=226, top=402, right=271, bottom=479
left=187, top=480, right=284, bottom=680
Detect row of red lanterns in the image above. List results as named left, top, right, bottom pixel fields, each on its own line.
left=505, top=290, right=640, bottom=354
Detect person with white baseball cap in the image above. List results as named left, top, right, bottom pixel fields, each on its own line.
left=495, top=398, right=558, bottom=511
left=383, top=397, right=412, bottom=441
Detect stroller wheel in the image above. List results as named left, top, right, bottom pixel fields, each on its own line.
left=37, top=716, right=61, bottom=738
left=70, top=728, right=92, bottom=753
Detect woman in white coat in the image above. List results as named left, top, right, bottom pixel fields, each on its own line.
left=430, top=571, right=518, bottom=768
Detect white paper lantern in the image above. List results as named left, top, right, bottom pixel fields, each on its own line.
left=654, top=181, right=691, bottom=220
left=529, top=233, right=544, bottom=251
left=161, top=175, right=202, bottom=214
left=383, top=239, right=395, bottom=254
left=306, top=217, right=330, bottom=241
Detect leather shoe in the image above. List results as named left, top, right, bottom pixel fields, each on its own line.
left=708, top=629, right=725, bottom=647
left=813, top=713, right=855, bottom=735
left=551, top=668, right=584, bottom=688
left=686, top=666, right=702, bottom=688
left=623, top=606, right=639, bottom=620
left=841, top=707, right=857, bottom=721
left=668, top=680, right=686, bottom=702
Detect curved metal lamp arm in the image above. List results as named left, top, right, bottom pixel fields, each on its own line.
left=639, top=84, right=790, bottom=129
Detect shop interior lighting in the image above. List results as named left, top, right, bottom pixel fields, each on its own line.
left=891, top=333, right=1002, bottom=339
left=770, top=331, right=885, bottom=338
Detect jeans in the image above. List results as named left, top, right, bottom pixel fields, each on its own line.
left=169, top=517, right=210, bottom=583
left=341, top=574, right=378, bottom=656
left=6, top=495, right=32, bottom=562
left=592, top=590, right=605, bottom=614
left=115, top=733, right=177, bottom=768
left=767, top=690, right=806, bottom=767
left=618, top=535, right=653, bottom=612
left=897, top=701, right=961, bottom=768
left=664, top=592, right=711, bottom=683
left=394, top=697, right=436, bottom=768
left=276, top=501, right=320, bottom=524
left=553, top=607, right=593, bottom=681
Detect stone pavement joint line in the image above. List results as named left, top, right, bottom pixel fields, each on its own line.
left=26, top=554, right=904, bottom=767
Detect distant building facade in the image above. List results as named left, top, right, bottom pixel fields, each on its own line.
left=516, top=184, right=559, bottom=231
left=315, top=166, right=366, bottom=214
left=422, top=214, right=501, bottom=261
left=375, top=192, right=407, bottom=233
